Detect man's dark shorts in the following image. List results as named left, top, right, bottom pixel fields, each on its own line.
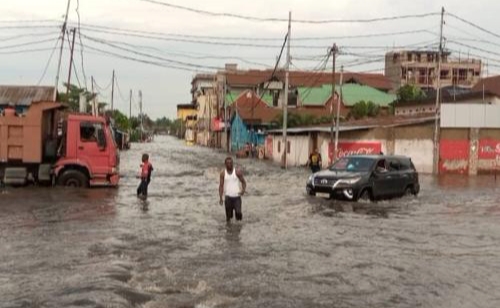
left=224, top=196, right=242, bottom=221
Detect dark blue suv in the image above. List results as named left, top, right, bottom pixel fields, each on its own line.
left=306, top=155, right=420, bottom=201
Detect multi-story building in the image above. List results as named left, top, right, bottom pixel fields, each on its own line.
left=385, top=50, right=482, bottom=91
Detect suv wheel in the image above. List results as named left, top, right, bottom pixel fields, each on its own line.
left=357, top=189, right=372, bottom=202
left=404, top=185, right=416, bottom=197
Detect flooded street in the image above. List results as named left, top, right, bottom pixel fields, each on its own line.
left=1, top=136, right=500, bottom=308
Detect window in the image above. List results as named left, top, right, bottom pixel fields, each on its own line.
left=393, top=53, right=399, bottom=63
left=287, top=141, right=291, bottom=154
left=427, top=54, right=434, bottom=62
left=388, top=159, right=401, bottom=171
left=416, top=53, right=422, bottom=62
left=407, top=53, right=412, bottom=62
left=278, top=141, right=281, bottom=153
left=80, top=122, right=103, bottom=143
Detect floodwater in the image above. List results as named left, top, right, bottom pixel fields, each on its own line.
left=1, top=136, right=500, bottom=308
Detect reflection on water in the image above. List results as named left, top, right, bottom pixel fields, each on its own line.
left=1, top=136, right=500, bottom=308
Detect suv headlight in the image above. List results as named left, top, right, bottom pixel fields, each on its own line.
left=341, top=177, right=361, bottom=185
left=307, top=175, right=314, bottom=184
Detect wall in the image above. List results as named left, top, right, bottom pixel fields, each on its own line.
left=270, top=134, right=311, bottom=167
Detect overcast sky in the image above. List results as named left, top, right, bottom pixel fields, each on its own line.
left=1, top=0, right=499, bottom=118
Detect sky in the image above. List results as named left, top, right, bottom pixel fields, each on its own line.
left=1, top=0, right=499, bottom=119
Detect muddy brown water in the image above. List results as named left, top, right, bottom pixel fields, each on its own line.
left=1, top=136, right=499, bottom=308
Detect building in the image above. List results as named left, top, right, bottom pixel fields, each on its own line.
left=176, top=103, right=197, bottom=144
left=395, top=91, right=500, bottom=116
left=385, top=50, right=482, bottom=91
left=471, top=75, right=500, bottom=96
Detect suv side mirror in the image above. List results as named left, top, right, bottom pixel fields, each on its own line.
left=97, top=129, right=106, bottom=150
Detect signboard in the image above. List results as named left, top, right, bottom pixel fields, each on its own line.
left=478, top=140, right=500, bottom=159
left=328, top=141, right=382, bottom=163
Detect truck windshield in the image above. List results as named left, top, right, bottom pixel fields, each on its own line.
left=108, top=126, right=117, bottom=148
left=329, top=157, right=375, bottom=172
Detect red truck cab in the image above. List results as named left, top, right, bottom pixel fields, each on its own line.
left=54, top=114, right=120, bottom=187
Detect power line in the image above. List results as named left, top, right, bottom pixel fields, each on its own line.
left=0, top=31, right=59, bottom=43
left=78, top=34, right=273, bottom=67
left=37, top=37, right=61, bottom=86
left=81, top=34, right=224, bottom=70
left=0, top=37, right=59, bottom=50
left=447, top=12, right=500, bottom=41
left=76, top=0, right=88, bottom=89
left=139, top=0, right=439, bottom=24
left=0, top=25, right=59, bottom=30
left=77, top=42, right=214, bottom=73
left=447, top=40, right=500, bottom=58
left=72, top=21, right=436, bottom=41
left=0, top=19, right=59, bottom=24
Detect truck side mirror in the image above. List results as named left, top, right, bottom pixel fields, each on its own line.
left=97, top=129, right=106, bottom=150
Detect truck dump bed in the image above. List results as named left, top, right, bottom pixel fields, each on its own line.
left=0, top=101, right=63, bottom=164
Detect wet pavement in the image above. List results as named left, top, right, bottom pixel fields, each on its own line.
left=1, top=136, right=500, bottom=308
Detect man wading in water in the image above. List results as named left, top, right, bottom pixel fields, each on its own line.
left=219, top=157, right=246, bottom=223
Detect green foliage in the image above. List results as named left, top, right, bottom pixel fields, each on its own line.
left=272, top=112, right=338, bottom=128
left=396, top=84, right=426, bottom=102
left=366, top=101, right=380, bottom=117
left=57, top=83, right=94, bottom=112
left=350, top=100, right=368, bottom=119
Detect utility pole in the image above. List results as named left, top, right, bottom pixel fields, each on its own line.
left=129, top=89, right=132, bottom=120
left=65, top=28, right=76, bottom=98
left=282, top=11, right=291, bottom=169
left=334, top=66, right=344, bottom=161
left=223, top=77, right=229, bottom=152
left=433, top=7, right=445, bottom=175
left=54, top=0, right=72, bottom=101
left=91, top=76, right=97, bottom=116
left=111, top=70, right=115, bottom=111
left=330, top=43, right=338, bottom=144
left=139, top=90, right=143, bottom=132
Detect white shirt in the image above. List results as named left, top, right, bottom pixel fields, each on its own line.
left=224, top=168, right=241, bottom=197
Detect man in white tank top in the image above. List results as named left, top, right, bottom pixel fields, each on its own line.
left=219, top=157, right=247, bottom=222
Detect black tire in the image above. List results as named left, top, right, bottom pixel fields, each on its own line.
left=356, top=189, right=372, bottom=202
left=57, top=170, right=89, bottom=188
left=307, top=189, right=316, bottom=196
left=403, top=185, right=417, bottom=197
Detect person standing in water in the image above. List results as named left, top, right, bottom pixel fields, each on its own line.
left=307, top=148, right=322, bottom=173
left=219, top=157, right=246, bottom=222
left=137, top=153, right=153, bottom=199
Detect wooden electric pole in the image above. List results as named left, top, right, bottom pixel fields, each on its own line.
left=282, top=11, right=291, bottom=169
left=54, top=0, right=71, bottom=101
left=65, top=28, right=76, bottom=98
left=111, top=70, right=115, bottom=111
left=433, top=7, right=445, bottom=175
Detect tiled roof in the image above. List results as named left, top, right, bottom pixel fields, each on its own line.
left=225, top=70, right=393, bottom=91
left=472, top=75, right=500, bottom=97
left=0, top=85, right=55, bottom=106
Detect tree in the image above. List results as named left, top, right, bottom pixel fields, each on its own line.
left=396, top=84, right=426, bottom=102
left=366, top=101, right=380, bottom=117
left=57, top=83, right=94, bottom=112
left=110, top=109, right=130, bottom=131
left=350, top=101, right=368, bottom=119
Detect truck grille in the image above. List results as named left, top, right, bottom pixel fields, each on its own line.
left=314, top=178, right=336, bottom=186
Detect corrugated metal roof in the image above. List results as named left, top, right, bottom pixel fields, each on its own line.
left=0, top=86, right=55, bottom=106
left=267, top=116, right=436, bottom=134
left=267, top=125, right=377, bottom=134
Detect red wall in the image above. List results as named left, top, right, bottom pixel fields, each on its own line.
left=478, top=139, right=500, bottom=159
left=439, top=140, right=469, bottom=174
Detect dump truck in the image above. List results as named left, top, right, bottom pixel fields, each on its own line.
left=0, top=101, right=119, bottom=187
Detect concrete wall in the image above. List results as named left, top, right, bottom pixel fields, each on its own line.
left=270, top=134, right=311, bottom=167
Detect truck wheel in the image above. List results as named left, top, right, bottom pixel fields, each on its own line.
left=57, top=170, right=89, bottom=188
left=356, top=189, right=373, bottom=202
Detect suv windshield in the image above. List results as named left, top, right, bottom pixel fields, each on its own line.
left=329, top=157, right=375, bottom=172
